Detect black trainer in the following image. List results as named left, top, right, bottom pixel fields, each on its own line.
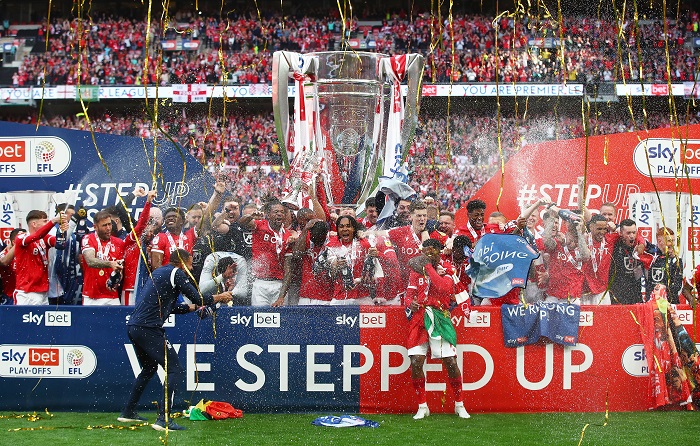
left=151, top=417, right=186, bottom=431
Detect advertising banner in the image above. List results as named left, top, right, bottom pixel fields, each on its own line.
left=466, top=124, right=700, bottom=278
left=4, top=83, right=698, bottom=101
left=0, top=305, right=695, bottom=414
left=0, top=122, right=215, bottom=229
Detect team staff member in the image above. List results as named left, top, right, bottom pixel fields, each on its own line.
left=646, top=228, right=684, bottom=304
left=81, top=210, right=125, bottom=305
left=609, top=219, right=646, bottom=304
left=119, top=249, right=232, bottom=431
left=405, top=239, right=470, bottom=420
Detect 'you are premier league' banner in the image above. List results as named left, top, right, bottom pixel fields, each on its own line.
left=501, top=302, right=581, bottom=347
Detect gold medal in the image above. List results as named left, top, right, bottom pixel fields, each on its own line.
left=99, top=270, right=105, bottom=276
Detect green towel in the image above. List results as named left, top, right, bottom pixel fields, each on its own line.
left=189, top=407, right=211, bottom=421
left=424, top=306, right=457, bottom=347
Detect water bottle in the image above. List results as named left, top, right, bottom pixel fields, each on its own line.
left=558, top=209, right=582, bottom=224
left=55, top=229, right=66, bottom=247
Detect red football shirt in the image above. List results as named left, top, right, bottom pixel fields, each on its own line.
left=325, top=237, right=372, bottom=301
left=455, top=221, right=485, bottom=247
left=581, top=232, right=618, bottom=294
left=544, top=239, right=585, bottom=300
left=250, top=219, right=290, bottom=280
left=0, top=247, right=18, bottom=296
left=388, top=225, right=425, bottom=289
left=122, top=201, right=152, bottom=291
left=151, top=230, right=192, bottom=266
left=14, top=220, right=57, bottom=293
left=298, top=234, right=333, bottom=301
left=81, top=233, right=125, bottom=300
left=405, top=262, right=455, bottom=348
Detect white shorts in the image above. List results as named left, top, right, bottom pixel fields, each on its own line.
left=121, top=290, right=135, bottom=306
left=251, top=279, right=283, bottom=306
left=581, top=291, right=610, bottom=305
left=82, top=296, right=121, bottom=306
left=330, top=297, right=374, bottom=306
left=298, top=297, right=331, bottom=306
left=408, top=338, right=457, bottom=359
left=14, top=290, right=49, bottom=305
left=544, top=295, right=581, bottom=306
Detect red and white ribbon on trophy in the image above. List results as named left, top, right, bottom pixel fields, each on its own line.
left=380, top=55, right=408, bottom=180
left=281, top=54, right=319, bottom=209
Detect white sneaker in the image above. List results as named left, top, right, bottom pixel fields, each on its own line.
left=413, top=403, right=430, bottom=420
left=454, top=402, right=471, bottom=419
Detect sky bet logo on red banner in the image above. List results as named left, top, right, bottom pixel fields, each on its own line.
left=633, top=138, right=700, bottom=178
left=0, top=344, right=97, bottom=378
left=0, top=137, right=71, bottom=176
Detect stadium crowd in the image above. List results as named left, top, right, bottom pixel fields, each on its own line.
left=5, top=9, right=700, bottom=87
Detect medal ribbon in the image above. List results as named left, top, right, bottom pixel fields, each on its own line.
left=95, top=236, right=112, bottom=261
left=165, top=232, right=185, bottom=252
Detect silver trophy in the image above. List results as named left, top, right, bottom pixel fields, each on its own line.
left=273, top=51, right=424, bottom=209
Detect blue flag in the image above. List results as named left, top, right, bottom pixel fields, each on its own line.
left=501, top=302, right=581, bottom=347
left=466, top=234, right=539, bottom=299
left=311, top=415, right=380, bottom=428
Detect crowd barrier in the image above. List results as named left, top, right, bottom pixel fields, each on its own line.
left=0, top=305, right=696, bottom=413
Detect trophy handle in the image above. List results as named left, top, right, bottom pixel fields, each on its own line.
left=272, top=51, right=294, bottom=168
left=273, top=51, right=320, bottom=169
left=400, top=54, right=425, bottom=159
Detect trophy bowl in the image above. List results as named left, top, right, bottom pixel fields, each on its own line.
left=273, top=50, right=423, bottom=209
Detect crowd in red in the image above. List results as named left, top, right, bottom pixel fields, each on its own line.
left=6, top=9, right=700, bottom=87
left=4, top=107, right=699, bottom=211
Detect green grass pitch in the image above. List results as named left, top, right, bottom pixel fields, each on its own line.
left=1, top=410, right=698, bottom=445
